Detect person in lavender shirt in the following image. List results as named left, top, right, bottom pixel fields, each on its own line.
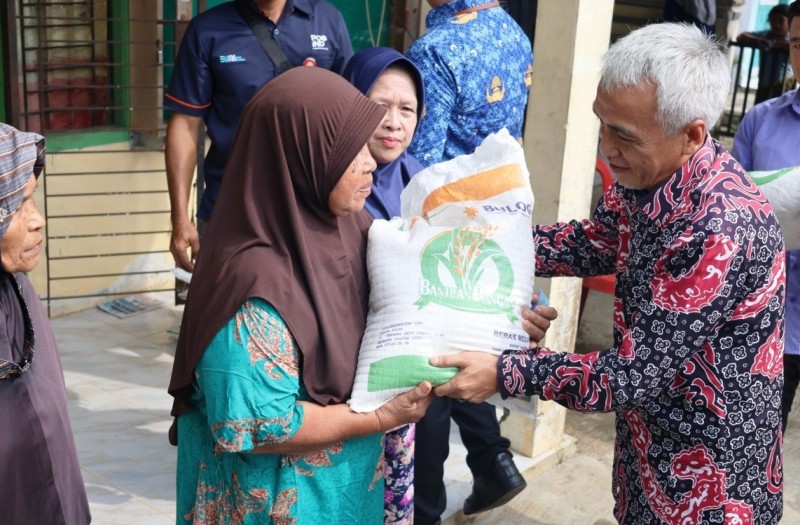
left=733, top=0, right=800, bottom=432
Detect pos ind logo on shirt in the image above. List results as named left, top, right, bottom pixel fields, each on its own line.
left=310, top=34, right=329, bottom=51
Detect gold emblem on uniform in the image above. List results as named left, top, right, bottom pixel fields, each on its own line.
left=452, top=12, right=478, bottom=24
left=525, top=63, right=533, bottom=87
left=486, top=76, right=505, bottom=103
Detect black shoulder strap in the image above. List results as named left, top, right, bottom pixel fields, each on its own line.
left=234, top=0, right=293, bottom=74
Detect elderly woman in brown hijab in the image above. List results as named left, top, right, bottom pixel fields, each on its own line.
left=168, top=67, right=434, bottom=524
left=0, top=123, right=91, bottom=524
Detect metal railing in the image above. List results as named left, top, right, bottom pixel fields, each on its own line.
left=2, top=0, right=203, bottom=315
left=718, top=41, right=794, bottom=136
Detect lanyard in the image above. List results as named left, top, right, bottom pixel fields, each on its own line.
left=454, top=1, right=500, bottom=17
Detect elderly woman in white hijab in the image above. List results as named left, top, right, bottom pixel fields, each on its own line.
left=0, top=123, right=91, bottom=524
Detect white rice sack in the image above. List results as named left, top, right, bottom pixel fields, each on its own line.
left=349, top=129, right=537, bottom=413
left=750, top=167, right=800, bottom=251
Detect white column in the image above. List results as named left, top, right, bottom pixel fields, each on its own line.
left=502, top=0, right=614, bottom=458
left=418, top=2, right=431, bottom=37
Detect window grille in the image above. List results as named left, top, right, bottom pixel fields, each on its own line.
left=2, top=0, right=201, bottom=316
left=16, top=0, right=113, bottom=133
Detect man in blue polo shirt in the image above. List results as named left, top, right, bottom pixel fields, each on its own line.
left=165, top=0, right=352, bottom=272
left=733, top=0, right=800, bottom=432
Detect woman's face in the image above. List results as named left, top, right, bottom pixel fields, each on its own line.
left=1, top=175, right=46, bottom=273
left=328, top=143, right=377, bottom=216
left=367, top=68, right=419, bottom=165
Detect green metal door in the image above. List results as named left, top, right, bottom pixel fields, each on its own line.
left=329, top=0, right=392, bottom=50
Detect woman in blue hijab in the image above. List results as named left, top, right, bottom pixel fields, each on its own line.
left=343, top=47, right=425, bottom=524
left=344, top=47, right=425, bottom=221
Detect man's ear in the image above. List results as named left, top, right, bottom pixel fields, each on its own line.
left=681, top=119, right=707, bottom=156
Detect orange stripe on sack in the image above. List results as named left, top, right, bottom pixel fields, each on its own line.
left=422, top=163, right=524, bottom=217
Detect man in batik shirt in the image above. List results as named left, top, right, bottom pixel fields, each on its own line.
left=433, top=23, right=785, bottom=525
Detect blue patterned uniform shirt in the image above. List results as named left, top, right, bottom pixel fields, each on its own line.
left=406, top=0, right=533, bottom=166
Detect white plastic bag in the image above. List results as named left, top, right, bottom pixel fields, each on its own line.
left=750, top=166, right=800, bottom=251
left=349, top=129, right=536, bottom=413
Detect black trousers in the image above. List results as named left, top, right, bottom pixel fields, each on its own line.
left=783, top=354, right=800, bottom=431
left=414, top=397, right=511, bottom=525
left=663, top=0, right=716, bottom=35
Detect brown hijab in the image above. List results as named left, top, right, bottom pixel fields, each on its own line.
left=168, top=67, right=386, bottom=415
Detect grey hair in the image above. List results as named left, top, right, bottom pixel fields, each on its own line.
left=599, top=23, right=730, bottom=136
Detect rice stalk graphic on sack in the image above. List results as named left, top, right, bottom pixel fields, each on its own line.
left=415, top=225, right=517, bottom=323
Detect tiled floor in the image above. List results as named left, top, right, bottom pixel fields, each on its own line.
left=55, top=293, right=181, bottom=524
left=54, top=290, right=800, bottom=525
left=55, top=292, right=520, bottom=524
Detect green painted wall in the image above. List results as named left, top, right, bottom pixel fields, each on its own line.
left=329, top=0, right=392, bottom=51
left=205, top=0, right=392, bottom=50
left=111, top=2, right=130, bottom=128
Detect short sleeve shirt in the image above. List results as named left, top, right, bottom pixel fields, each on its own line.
left=406, top=0, right=533, bottom=166
left=165, top=0, right=353, bottom=220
